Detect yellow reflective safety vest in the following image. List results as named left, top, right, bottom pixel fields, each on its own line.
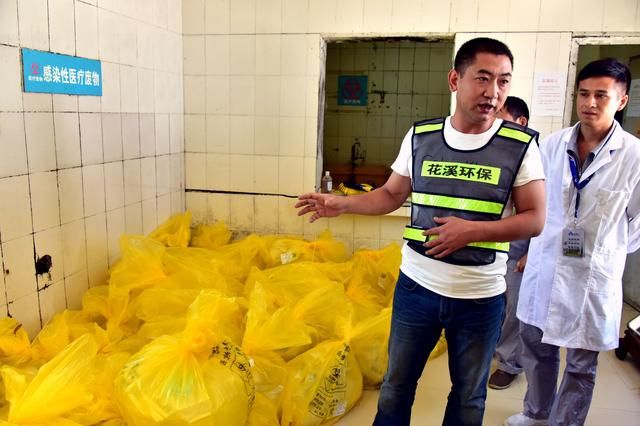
left=403, top=117, right=538, bottom=266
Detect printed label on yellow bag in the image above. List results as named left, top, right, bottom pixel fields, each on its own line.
left=308, top=343, right=350, bottom=419
left=211, top=340, right=256, bottom=404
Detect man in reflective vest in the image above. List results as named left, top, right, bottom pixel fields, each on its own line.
left=296, top=37, right=546, bottom=426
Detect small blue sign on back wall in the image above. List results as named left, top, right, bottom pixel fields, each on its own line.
left=22, top=48, right=102, bottom=96
left=338, top=75, right=368, bottom=106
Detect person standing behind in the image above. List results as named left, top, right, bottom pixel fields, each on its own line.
left=296, top=37, right=546, bottom=426
left=489, top=96, right=532, bottom=390
left=505, top=58, right=640, bottom=426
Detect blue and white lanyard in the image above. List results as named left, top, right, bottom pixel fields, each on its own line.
left=567, top=126, right=615, bottom=222
left=568, top=155, right=593, bottom=223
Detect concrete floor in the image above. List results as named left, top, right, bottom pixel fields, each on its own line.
left=337, top=303, right=640, bottom=426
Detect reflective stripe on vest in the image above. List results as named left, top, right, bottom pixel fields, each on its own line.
left=497, top=127, right=533, bottom=143
left=421, top=160, right=501, bottom=185
left=411, top=192, right=504, bottom=215
left=403, top=226, right=510, bottom=252
left=415, top=123, right=444, bottom=134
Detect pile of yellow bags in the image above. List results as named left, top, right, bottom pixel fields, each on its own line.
left=0, top=212, right=447, bottom=425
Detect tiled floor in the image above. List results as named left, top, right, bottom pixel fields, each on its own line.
left=338, top=303, right=640, bottom=426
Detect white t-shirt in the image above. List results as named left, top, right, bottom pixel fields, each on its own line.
left=391, top=117, right=545, bottom=298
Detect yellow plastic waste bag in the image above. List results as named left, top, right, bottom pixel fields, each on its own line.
left=268, top=230, right=348, bottom=267
left=243, top=276, right=350, bottom=361
left=30, top=310, right=109, bottom=363
left=135, top=318, right=186, bottom=343
left=81, top=285, right=113, bottom=323
left=0, top=319, right=31, bottom=367
left=115, top=335, right=214, bottom=426
left=1, top=334, right=98, bottom=424
left=208, top=234, right=272, bottom=283
left=131, top=287, right=204, bottom=323
left=277, top=283, right=352, bottom=361
left=131, top=286, right=224, bottom=348
left=242, top=283, right=312, bottom=355
left=281, top=340, right=363, bottom=426
left=0, top=418, right=84, bottom=426
left=148, top=211, right=192, bottom=247
left=109, top=235, right=167, bottom=293
left=162, top=247, right=244, bottom=296
left=97, top=420, right=127, bottom=426
left=291, top=283, right=352, bottom=343
left=244, top=263, right=336, bottom=307
left=429, top=330, right=448, bottom=361
left=313, top=261, right=353, bottom=286
left=245, top=351, right=288, bottom=406
left=247, top=392, right=280, bottom=426
left=66, top=352, right=129, bottom=425
left=350, top=307, right=391, bottom=389
left=242, top=283, right=307, bottom=414
left=103, top=236, right=168, bottom=340
left=345, top=244, right=401, bottom=320
left=81, top=285, right=137, bottom=345
left=190, top=222, right=232, bottom=250
left=115, top=291, right=255, bottom=426
left=181, top=290, right=247, bottom=347
left=116, top=341, right=254, bottom=426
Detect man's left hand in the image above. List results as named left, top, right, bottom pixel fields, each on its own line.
left=423, top=216, right=477, bottom=258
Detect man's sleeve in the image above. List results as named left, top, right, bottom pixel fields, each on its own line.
left=626, top=181, right=640, bottom=253
left=513, top=136, right=546, bottom=187
left=391, top=127, right=413, bottom=178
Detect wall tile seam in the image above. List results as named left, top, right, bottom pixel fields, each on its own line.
left=0, top=240, right=10, bottom=316
left=90, top=3, right=182, bottom=35
left=0, top=41, right=21, bottom=49
left=4, top=230, right=42, bottom=325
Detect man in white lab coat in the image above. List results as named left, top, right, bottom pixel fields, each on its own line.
left=505, top=59, right=640, bottom=426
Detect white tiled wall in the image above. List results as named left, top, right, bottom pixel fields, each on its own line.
left=1, top=0, right=637, bottom=335
left=184, top=0, right=639, bottom=252
left=324, top=41, right=453, bottom=166
left=0, top=0, right=184, bottom=337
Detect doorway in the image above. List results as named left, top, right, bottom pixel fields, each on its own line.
left=320, top=37, right=454, bottom=190
left=569, top=38, right=640, bottom=310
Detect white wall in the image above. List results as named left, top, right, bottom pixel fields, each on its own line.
left=1, top=0, right=638, bottom=336
left=183, top=0, right=639, bottom=253
left=0, top=0, right=184, bottom=337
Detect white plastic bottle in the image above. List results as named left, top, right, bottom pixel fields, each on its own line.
left=320, top=171, right=333, bottom=193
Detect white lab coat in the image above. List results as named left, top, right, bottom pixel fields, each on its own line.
left=517, top=121, right=640, bottom=351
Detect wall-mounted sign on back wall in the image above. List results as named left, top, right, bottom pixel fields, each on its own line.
left=21, top=48, right=102, bottom=96
left=338, top=75, right=368, bottom=106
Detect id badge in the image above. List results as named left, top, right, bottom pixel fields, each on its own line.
left=562, top=227, right=585, bottom=257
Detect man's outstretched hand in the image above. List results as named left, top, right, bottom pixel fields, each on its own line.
left=295, top=193, right=345, bottom=222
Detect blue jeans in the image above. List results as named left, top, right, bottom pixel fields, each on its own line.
left=373, top=272, right=506, bottom=426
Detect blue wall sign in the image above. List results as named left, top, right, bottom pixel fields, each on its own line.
left=22, top=48, right=102, bottom=96
left=338, top=75, right=368, bottom=106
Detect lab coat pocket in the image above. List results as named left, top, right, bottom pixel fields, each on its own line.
left=583, top=287, right=619, bottom=349
left=587, top=246, right=625, bottom=293
left=583, top=247, right=624, bottom=349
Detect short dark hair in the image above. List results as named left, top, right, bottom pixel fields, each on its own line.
left=454, top=37, right=514, bottom=74
left=576, top=58, right=631, bottom=94
left=503, top=96, right=530, bottom=121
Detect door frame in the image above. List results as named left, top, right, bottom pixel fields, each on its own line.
left=564, top=35, right=640, bottom=128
